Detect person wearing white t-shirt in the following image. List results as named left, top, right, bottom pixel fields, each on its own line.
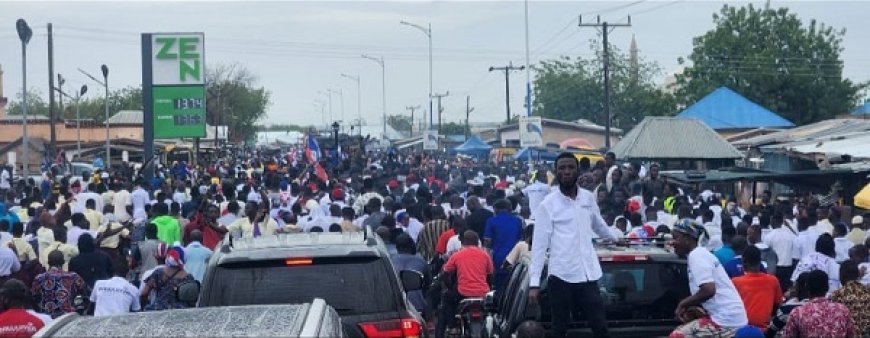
left=90, top=263, right=141, bottom=316
left=671, top=219, right=748, bottom=337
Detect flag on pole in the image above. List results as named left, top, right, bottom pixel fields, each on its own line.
left=305, top=134, right=321, bottom=163
left=314, top=162, right=328, bottom=183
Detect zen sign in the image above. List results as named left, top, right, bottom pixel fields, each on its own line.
left=152, top=33, right=205, bottom=85
left=144, top=32, right=206, bottom=139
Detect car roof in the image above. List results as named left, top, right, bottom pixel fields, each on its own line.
left=35, top=301, right=341, bottom=337
left=215, top=232, right=388, bottom=264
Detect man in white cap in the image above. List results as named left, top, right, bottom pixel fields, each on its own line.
left=846, top=215, right=866, bottom=246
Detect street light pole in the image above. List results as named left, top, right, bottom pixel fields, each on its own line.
left=340, top=73, right=361, bottom=136
left=16, top=19, right=33, bottom=179
left=56, top=85, right=88, bottom=159
left=101, top=65, right=109, bottom=169
left=78, top=66, right=111, bottom=169
left=362, top=54, right=386, bottom=139
left=399, top=20, right=432, bottom=131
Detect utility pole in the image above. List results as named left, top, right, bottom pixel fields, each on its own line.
left=47, top=23, right=56, bottom=159
left=405, top=105, right=420, bottom=137
left=431, top=92, right=449, bottom=135
left=489, top=62, right=525, bottom=124
left=465, top=95, right=474, bottom=141
left=579, top=15, right=631, bottom=149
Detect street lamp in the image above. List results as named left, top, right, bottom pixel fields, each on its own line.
left=57, top=85, right=88, bottom=158
left=340, top=73, right=361, bottom=136
left=101, top=64, right=109, bottom=169
left=361, top=54, right=386, bottom=139
left=331, top=121, right=339, bottom=150
left=78, top=65, right=110, bottom=169
left=399, top=20, right=433, bottom=130
left=16, top=18, right=32, bottom=179
left=318, top=90, right=333, bottom=129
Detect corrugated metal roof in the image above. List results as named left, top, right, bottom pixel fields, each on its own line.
left=106, top=110, right=142, bottom=124
left=760, top=132, right=870, bottom=159
left=676, top=87, right=795, bottom=130
left=612, top=117, right=742, bottom=160
left=733, top=119, right=870, bottom=148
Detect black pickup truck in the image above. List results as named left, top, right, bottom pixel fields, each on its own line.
left=488, top=244, right=690, bottom=338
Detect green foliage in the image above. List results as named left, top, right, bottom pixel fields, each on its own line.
left=386, top=115, right=412, bottom=134
left=440, top=122, right=468, bottom=135
left=676, top=4, right=866, bottom=125
left=533, top=42, right=676, bottom=130
left=6, top=88, right=49, bottom=117
left=206, top=63, right=272, bottom=142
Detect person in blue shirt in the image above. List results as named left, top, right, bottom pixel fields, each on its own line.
left=713, top=223, right=738, bottom=264
left=183, top=230, right=213, bottom=282
left=483, top=199, right=523, bottom=290
left=723, top=235, right=767, bottom=278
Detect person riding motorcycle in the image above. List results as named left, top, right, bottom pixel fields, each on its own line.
left=436, top=230, right=494, bottom=338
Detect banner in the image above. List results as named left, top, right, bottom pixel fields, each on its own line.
left=519, top=116, right=544, bottom=148
left=423, top=131, right=439, bottom=150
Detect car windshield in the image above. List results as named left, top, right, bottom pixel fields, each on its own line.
left=209, top=257, right=399, bottom=315
left=597, top=262, right=689, bottom=321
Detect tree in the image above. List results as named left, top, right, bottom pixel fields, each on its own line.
left=676, top=4, right=865, bottom=125
left=440, top=122, right=468, bottom=135
left=386, top=114, right=412, bottom=135
left=6, top=88, right=50, bottom=117
left=533, top=42, right=676, bottom=130
left=206, top=64, right=272, bottom=142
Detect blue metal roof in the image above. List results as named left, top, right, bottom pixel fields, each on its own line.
left=676, top=87, right=795, bottom=130
left=852, top=101, right=870, bottom=115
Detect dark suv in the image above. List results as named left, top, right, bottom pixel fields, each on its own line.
left=489, top=243, right=689, bottom=338
left=198, top=232, right=426, bottom=338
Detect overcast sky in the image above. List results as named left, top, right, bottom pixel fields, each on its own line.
left=1, top=1, right=868, bottom=130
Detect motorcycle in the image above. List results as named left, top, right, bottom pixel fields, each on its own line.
left=455, top=297, right=486, bottom=338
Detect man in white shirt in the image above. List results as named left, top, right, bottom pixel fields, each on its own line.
left=396, top=212, right=424, bottom=243
left=90, top=262, right=140, bottom=316
left=131, top=181, right=150, bottom=220
left=792, top=217, right=821, bottom=262
left=671, top=219, right=748, bottom=337
left=112, top=184, right=133, bottom=222
left=529, top=153, right=614, bottom=338
left=0, top=244, right=21, bottom=278
left=522, top=171, right=550, bottom=222
left=764, top=213, right=797, bottom=291
left=0, top=167, right=10, bottom=195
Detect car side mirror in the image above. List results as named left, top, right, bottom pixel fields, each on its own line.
left=176, top=280, right=201, bottom=305
left=399, top=270, right=424, bottom=292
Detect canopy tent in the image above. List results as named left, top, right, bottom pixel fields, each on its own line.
left=856, top=182, right=870, bottom=210
left=449, top=136, right=492, bottom=158
left=559, top=137, right=595, bottom=150
left=852, top=101, right=870, bottom=116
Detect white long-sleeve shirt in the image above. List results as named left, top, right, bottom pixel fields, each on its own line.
left=529, top=187, right=613, bottom=288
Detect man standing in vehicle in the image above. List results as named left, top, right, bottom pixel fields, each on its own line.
left=529, top=152, right=614, bottom=338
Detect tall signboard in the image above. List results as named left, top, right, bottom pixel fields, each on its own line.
left=143, top=32, right=206, bottom=180
left=519, top=116, right=544, bottom=148
left=423, top=131, right=439, bottom=150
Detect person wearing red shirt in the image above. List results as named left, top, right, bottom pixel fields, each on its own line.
left=437, top=230, right=494, bottom=338
left=183, top=203, right=226, bottom=249
left=0, top=279, right=45, bottom=337
left=732, top=245, right=783, bottom=329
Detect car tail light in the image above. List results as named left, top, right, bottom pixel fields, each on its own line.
left=468, top=308, right=483, bottom=320
left=284, top=258, right=313, bottom=266
left=359, top=318, right=421, bottom=338
left=600, top=255, right=649, bottom=262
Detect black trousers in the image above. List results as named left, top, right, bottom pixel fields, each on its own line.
left=548, top=276, right=609, bottom=338
left=775, top=265, right=795, bottom=292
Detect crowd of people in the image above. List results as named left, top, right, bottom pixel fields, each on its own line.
left=0, top=138, right=864, bottom=338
